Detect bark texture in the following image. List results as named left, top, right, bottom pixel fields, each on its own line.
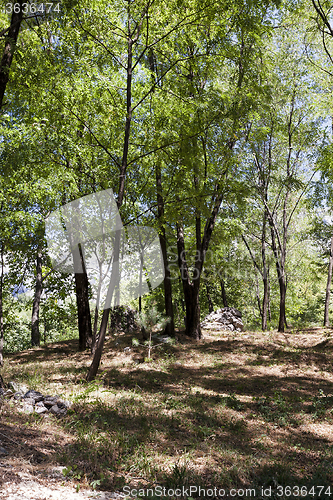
left=74, top=243, right=93, bottom=350
left=31, top=248, right=43, bottom=346
left=0, top=0, right=24, bottom=109
left=156, top=162, right=175, bottom=336
left=0, top=243, right=4, bottom=368
left=324, top=234, right=333, bottom=327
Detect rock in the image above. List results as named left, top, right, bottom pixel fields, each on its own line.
left=43, top=396, right=59, bottom=407
left=18, top=384, right=28, bottom=395
left=201, top=307, right=244, bottom=333
left=56, top=399, right=71, bottom=409
left=23, top=397, right=35, bottom=405
left=0, top=388, right=5, bottom=397
left=0, top=447, right=8, bottom=455
left=24, top=390, right=44, bottom=402
left=22, top=404, right=34, bottom=414
left=8, top=381, right=19, bottom=392
left=8, top=385, right=70, bottom=418
left=50, top=404, right=67, bottom=416
left=35, top=405, right=48, bottom=414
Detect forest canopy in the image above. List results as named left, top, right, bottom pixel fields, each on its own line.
left=0, top=0, right=333, bottom=378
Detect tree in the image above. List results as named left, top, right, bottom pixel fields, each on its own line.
left=0, top=0, right=24, bottom=109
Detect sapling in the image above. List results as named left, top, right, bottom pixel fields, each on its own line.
left=132, top=307, right=171, bottom=360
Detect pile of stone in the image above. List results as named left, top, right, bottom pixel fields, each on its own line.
left=0, top=382, right=71, bottom=417
left=201, top=307, right=244, bottom=332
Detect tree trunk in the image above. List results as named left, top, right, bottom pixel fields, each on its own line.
left=87, top=230, right=121, bottom=381
left=0, top=0, right=24, bottom=109
left=31, top=247, right=43, bottom=346
left=183, top=281, right=202, bottom=339
left=156, top=162, right=175, bottom=336
left=206, top=282, right=214, bottom=313
left=176, top=183, right=225, bottom=339
left=261, top=210, right=269, bottom=331
left=268, top=273, right=272, bottom=322
left=0, top=243, right=4, bottom=368
left=278, top=274, right=287, bottom=333
left=324, top=233, right=333, bottom=327
left=269, top=213, right=287, bottom=333
left=255, top=273, right=262, bottom=319
left=176, top=222, right=202, bottom=340
left=74, top=243, right=92, bottom=350
left=262, top=267, right=269, bottom=331
left=220, top=278, right=228, bottom=307
left=87, top=4, right=140, bottom=380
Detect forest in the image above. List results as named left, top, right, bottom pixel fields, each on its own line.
left=0, top=0, right=333, bottom=371
left=1, top=0, right=333, bottom=498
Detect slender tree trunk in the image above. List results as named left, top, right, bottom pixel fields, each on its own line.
left=0, top=0, right=24, bottom=109
left=261, top=211, right=268, bottom=331
left=87, top=9, right=139, bottom=379
left=272, top=236, right=286, bottom=333
left=31, top=247, right=43, bottom=346
left=73, top=243, right=92, bottom=350
left=0, top=243, right=4, bottom=368
left=268, top=275, right=272, bottom=322
left=324, top=234, right=333, bottom=327
left=220, top=278, right=228, bottom=307
left=65, top=191, right=93, bottom=351
left=91, top=264, right=104, bottom=354
left=262, top=267, right=269, bottom=330
left=87, top=230, right=121, bottom=381
left=255, top=273, right=262, bottom=319
left=278, top=275, right=287, bottom=332
left=156, top=162, right=175, bottom=336
left=206, top=282, right=214, bottom=313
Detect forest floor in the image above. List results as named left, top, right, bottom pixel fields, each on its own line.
left=1, top=326, right=333, bottom=499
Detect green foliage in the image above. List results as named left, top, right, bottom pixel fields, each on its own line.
left=0, top=0, right=333, bottom=354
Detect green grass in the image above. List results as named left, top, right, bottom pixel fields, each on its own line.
left=1, top=328, right=333, bottom=498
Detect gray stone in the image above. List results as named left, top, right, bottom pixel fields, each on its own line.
left=201, top=307, right=244, bottom=333
left=23, top=397, right=35, bottom=405
left=18, top=384, right=28, bottom=395
left=35, top=405, right=48, bottom=414
left=0, top=447, right=8, bottom=455
left=22, top=404, right=34, bottom=414
left=50, top=404, right=61, bottom=415
left=56, top=399, right=71, bottom=409
left=8, top=381, right=19, bottom=392
left=43, top=396, right=59, bottom=407
left=24, top=390, right=44, bottom=402
left=50, top=404, right=67, bottom=416
left=14, top=392, right=22, bottom=401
